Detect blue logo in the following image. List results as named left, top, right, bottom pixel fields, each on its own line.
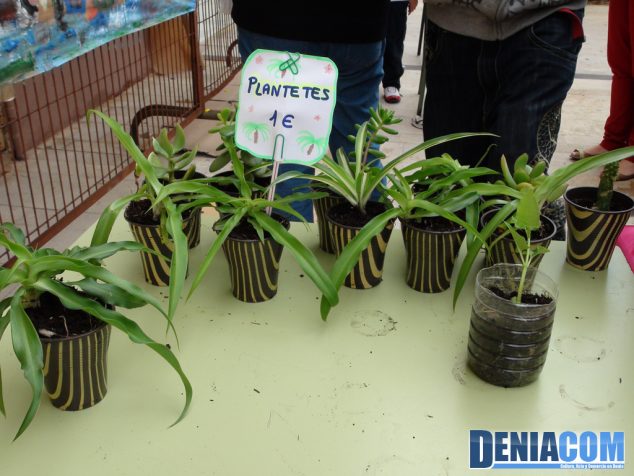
left=469, top=431, right=625, bottom=470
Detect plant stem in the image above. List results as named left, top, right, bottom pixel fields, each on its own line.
left=515, top=234, right=532, bottom=304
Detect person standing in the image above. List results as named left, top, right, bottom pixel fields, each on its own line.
left=231, top=0, right=390, bottom=220
left=569, top=0, right=634, bottom=181
left=421, top=0, right=586, bottom=239
left=383, top=0, right=418, bottom=104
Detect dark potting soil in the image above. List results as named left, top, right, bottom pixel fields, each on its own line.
left=329, top=202, right=388, bottom=228
left=407, top=215, right=463, bottom=232
left=124, top=199, right=192, bottom=226
left=25, top=291, right=104, bottom=338
left=226, top=214, right=290, bottom=240
left=488, top=286, right=553, bottom=305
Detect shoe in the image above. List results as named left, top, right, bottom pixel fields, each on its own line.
left=411, top=115, right=423, bottom=130
left=384, top=86, right=401, bottom=104
left=569, top=145, right=608, bottom=161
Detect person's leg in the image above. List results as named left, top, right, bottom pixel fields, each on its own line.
left=326, top=41, right=384, bottom=157
left=422, top=21, right=493, bottom=167
left=491, top=11, right=584, bottom=239
left=383, top=1, right=408, bottom=99
left=602, top=0, right=633, bottom=151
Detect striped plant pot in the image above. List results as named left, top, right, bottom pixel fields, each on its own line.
left=158, top=171, right=206, bottom=249
left=218, top=217, right=289, bottom=303
left=564, top=187, right=634, bottom=271
left=482, top=210, right=556, bottom=268
left=401, top=218, right=466, bottom=293
left=327, top=202, right=395, bottom=289
left=312, top=188, right=345, bottom=254
left=125, top=206, right=198, bottom=286
left=41, top=323, right=111, bottom=411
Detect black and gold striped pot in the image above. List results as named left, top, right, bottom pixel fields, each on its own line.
left=312, top=187, right=345, bottom=254
left=125, top=204, right=197, bottom=286
left=401, top=218, right=466, bottom=293
left=326, top=202, right=395, bottom=289
left=41, top=322, right=111, bottom=411
left=217, top=216, right=289, bottom=303
left=564, top=187, right=634, bottom=271
left=158, top=170, right=206, bottom=249
left=481, top=210, right=556, bottom=268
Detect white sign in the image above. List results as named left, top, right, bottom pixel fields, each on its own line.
left=235, top=49, right=338, bottom=165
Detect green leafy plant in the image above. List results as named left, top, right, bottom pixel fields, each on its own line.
left=153, top=131, right=339, bottom=311
left=503, top=224, right=550, bottom=304
left=453, top=147, right=634, bottom=306
left=148, top=124, right=198, bottom=186
left=0, top=223, right=192, bottom=440
left=208, top=108, right=271, bottom=186
left=88, top=110, right=201, bottom=323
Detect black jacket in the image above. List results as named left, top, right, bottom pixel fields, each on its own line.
left=232, top=0, right=390, bottom=44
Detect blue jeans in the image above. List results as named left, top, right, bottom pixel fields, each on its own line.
left=423, top=11, right=584, bottom=171
left=237, top=28, right=385, bottom=220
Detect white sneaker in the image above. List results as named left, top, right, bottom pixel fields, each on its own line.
left=384, top=86, right=401, bottom=104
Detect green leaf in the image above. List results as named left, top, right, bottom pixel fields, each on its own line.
left=36, top=278, right=192, bottom=427
left=254, top=213, right=338, bottom=308
left=320, top=207, right=401, bottom=320
left=0, top=297, right=13, bottom=416
left=452, top=201, right=517, bottom=308
left=0, top=223, right=26, bottom=246
left=173, top=124, right=186, bottom=152
left=164, top=201, right=188, bottom=324
left=9, top=290, right=44, bottom=440
left=66, top=278, right=148, bottom=309
left=91, top=192, right=145, bottom=246
left=506, top=224, right=528, bottom=252
left=515, top=189, right=540, bottom=231
left=28, top=256, right=167, bottom=321
left=188, top=208, right=247, bottom=300
left=68, top=241, right=150, bottom=262
left=88, top=110, right=162, bottom=193
left=0, top=228, right=32, bottom=261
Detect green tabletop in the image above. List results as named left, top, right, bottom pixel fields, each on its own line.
left=1, top=214, right=633, bottom=475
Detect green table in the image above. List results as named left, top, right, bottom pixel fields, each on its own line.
left=1, top=215, right=633, bottom=475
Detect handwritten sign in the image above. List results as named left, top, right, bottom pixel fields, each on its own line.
left=235, top=49, right=338, bottom=164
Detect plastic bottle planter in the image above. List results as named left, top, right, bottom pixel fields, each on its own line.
left=125, top=206, right=199, bottom=286
left=326, top=202, right=395, bottom=289
left=467, top=264, right=558, bottom=387
left=217, top=216, right=289, bottom=303
left=564, top=187, right=634, bottom=271
left=401, top=218, right=466, bottom=293
left=481, top=210, right=556, bottom=268
left=41, top=322, right=111, bottom=411
left=312, top=187, right=345, bottom=254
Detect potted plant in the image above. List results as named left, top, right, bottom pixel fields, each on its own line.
left=207, top=108, right=272, bottom=198
left=89, top=110, right=206, bottom=323
left=564, top=161, right=634, bottom=271
left=0, top=224, right=192, bottom=440
left=289, top=107, right=483, bottom=291
left=480, top=154, right=557, bottom=268
left=155, top=135, right=338, bottom=309
left=453, top=146, right=634, bottom=307
left=387, top=156, right=499, bottom=293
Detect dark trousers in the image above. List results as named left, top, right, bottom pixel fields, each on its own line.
left=423, top=11, right=584, bottom=171
left=383, top=1, right=408, bottom=89
left=423, top=10, right=584, bottom=240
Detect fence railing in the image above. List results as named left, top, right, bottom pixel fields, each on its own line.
left=0, top=1, right=240, bottom=264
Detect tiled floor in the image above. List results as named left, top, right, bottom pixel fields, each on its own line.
left=8, top=4, right=633, bottom=252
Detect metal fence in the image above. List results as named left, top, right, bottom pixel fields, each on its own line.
left=0, top=1, right=240, bottom=264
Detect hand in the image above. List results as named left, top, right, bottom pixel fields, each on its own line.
left=408, top=0, right=419, bottom=14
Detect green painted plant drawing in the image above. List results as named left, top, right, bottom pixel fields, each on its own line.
left=243, top=122, right=270, bottom=144
left=266, top=57, right=301, bottom=79
left=297, top=131, right=328, bottom=157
